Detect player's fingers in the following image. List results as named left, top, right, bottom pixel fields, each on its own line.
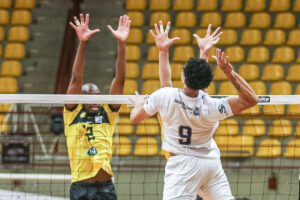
left=124, top=15, right=129, bottom=27
left=154, top=23, right=160, bottom=35
left=69, top=22, right=77, bottom=30
left=212, top=56, right=217, bottom=62
left=165, top=21, right=171, bottom=34
left=192, top=33, right=200, bottom=40
left=80, top=13, right=84, bottom=24
left=159, top=20, right=164, bottom=33
left=171, top=37, right=180, bottom=43
left=211, top=27, right=221, bottom=37
left=135, top=91, right=140, bottom=96
left=213, top=38, right=220, bottom=44
left=90, top=29, right=100, bottom=35
left=119, top=15, right=124, bottom=27
left=149, top=29, right=157, bottom=38
left=85, top=13, right=89, bottom=25
left=74, top=16, right=80, bottom=26
left=206, top=24, right=211, bottom=36
left=213, top=32, right=223, bottom=40
left=107, top=25, right=115, bottom=33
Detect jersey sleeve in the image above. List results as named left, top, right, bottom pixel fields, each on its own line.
left=143, top=88, right=166, bottom=116
left=205, top=97, right=233, bottom=122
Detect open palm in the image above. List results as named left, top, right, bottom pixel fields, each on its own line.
left=69, top=14, right=100, bottom=42
left=108, top=15, right=131, bottom=42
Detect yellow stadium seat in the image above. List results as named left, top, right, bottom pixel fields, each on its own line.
left=297, top=51, right=300, bottom=63
left=127, top=28, right=142, bottom=44
left=221, top=0, right=241, bottom=11
left=274, top=13, right=295, bottom=29
left=126, top=0, right=146, bottom=10
left=214, top=66, right=235, bottom=81
left=294, top=0, right=300, bottom=11
left=11, top=10, right=32, bottom=25
left=207, top=82, right=215, bottom=95
left=287, top=30, right=300, bottom=46
left=113, top=137, right=131, bottom=156
left=215, top=119, right=239, bottom=136
left=218, top=29, right=237, bottom=45
left=173, top=80, right=184, bottom=88
left=286, top=65, right=300, bottom=81
left=176, top=12, right=196, bottom=28
left=147, top=46, right=159, bottom=62
left=240, top=29, right=262, bottom=45
left=119, top=104, right=132, bottom=114
left=0, top=0, right=11, bottom=8
left=0, top=114, right=8, bottom=133
left=0, top=77, right=17, bottom=93
left=0, top=45, right=2, bottom=58
left=126, top=45, right=140, bottom=61
left=124, top=79, right=137, bottom=94
left=171, top=63, right=183, bottom=80
left=256, top=139, right=281, bottom=158
left=8, top=26, right=29, bottom=42
left=247, top=47, right=269, bottom=63
left=0, top=9, right=9, bottom=25
left=200, top=12, right=222, bottom=28
left=0, top=26, right=4, bottom=41
left=238, top=64, right=259, bottom=81
left=173, top=0, right=194, bottom=11
left=150, top=12, right=171, bottom=26
left=146, top=31, right=155, bottom=44
left=241, top=105, right=260, bottom=115
left=295, top=121, right=300, bottom=136
left=219, top=81, right=237, bottom=95
left=142, top=80, right=160, bottom=94
left=263, top=105, right=285, bottom=115
left=269, top=0, right=290, bottom=12
left=1, top=60, right=22, bottom=77
left=215, top=136, right=254, bottom=157
left=249, top=81, right=266, bottom=95
left=270, top=81, right=292, bottom=95
left=117, top=117, right=133, bottom=136
left=272, top=47, right=294, bottom=63
left=269, top=119, right=292, bottom=137
left=125, top=62, right=139, bottom=79
left=284, top=139, right=300, bottom=158
left=296, top=84, right=300, bottom=94
left=287, top=104, right=300, bottom=116
left=127, top=12, right=144, bottom=27
left=134, top=137, right=158, bottom=156
left=15, top=0, right=35, bottom=9
left=261, top=64, right=284, bottom=81
left=242, top=119, right=265, bottom=136
left=264, top=29, right=285, bottom=46
left=171, top=29, right=191, bottom=45
left=245, top=0, right=266, bottom=11
left=0, top=104, right=12, bottom=113
left=249, top=13, right=270, bottom=28
left=4, top=43, right=25, bottom=59
left=136, top=119, right=159, bottom=136
left=197, top=0, right=217, bottom=11
left=141, top=63, right=159, bottom=79
left=225, top=46, right=244, bottom=63
left=173, top=46, right=195, bottom=62
left=149, top=0, right=169, bottom=10
left=224, top=12, right=246, bottom=28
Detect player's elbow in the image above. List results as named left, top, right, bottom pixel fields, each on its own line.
left=130, top=115, right=141, bottom=125
left=248, top=94, right=259, bottom=107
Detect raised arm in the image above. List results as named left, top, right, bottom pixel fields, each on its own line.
left=213, top=49, right=259, bottom=115
left=150, top=20, right=180, bottom=88
left=66, top=14, right=100, bottom=107
left=107, top=15, right=131, bottom=109
left=193, top=24, right=222, bottom=62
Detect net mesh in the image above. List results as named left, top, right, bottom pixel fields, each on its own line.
left=0, top=100, right=299, bottom=200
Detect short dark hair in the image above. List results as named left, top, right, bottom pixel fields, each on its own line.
left=183, top=58, right=213, bottom=90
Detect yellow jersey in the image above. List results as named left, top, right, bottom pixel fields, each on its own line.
left=64, top=104, right=118, bottom=183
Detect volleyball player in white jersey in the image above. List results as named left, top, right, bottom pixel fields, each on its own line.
left=130, top=27, right=259, bottom=199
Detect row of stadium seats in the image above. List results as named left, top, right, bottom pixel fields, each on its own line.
left=0, top=26, right=29, bottom=42
left=113, top=136, right=300, bottom=158
left=127, top=11, right=300, bottom=28
left=126, top=45, right=300, bottom=63
left=127, top=0, right=300, bottom=12
left=0, top=9, right=32, bottom=25
left=128, top=28, right=300, bottom=46
left=0, top=0, right=35, bottom=9
left=116, top=117, right=300, bottom=137
left=0, top=43, right=25, bottom=59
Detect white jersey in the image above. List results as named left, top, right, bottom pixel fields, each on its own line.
left=144, top=87, right=233, bottom=158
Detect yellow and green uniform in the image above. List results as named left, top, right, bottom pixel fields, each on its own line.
left=64, top=104, right=118, bottom=183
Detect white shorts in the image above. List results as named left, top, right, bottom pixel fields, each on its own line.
left=163, top=154, right=234, bottom=200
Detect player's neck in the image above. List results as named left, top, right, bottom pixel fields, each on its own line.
left=181, top=87, right=199, bottom=98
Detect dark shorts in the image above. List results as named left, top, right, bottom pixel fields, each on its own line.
left=70, top=180, right=117, bottom=200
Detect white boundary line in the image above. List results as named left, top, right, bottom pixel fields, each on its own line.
left=0, top=173, right=71, bottom=181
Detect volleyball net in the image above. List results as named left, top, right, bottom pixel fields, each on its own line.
left=0, top=94, right=299, bottom=200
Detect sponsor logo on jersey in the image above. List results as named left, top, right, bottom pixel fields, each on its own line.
left=95, top=116, right=103, bottom=123
left=87, top=146, right=98, bottom=156
left=218, top=104, right=226, bottom=114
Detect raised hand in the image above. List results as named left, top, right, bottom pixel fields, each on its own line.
left=213, top=48, right=233, bottom=76
left=150, top=20, right=180, bottom=52
left=108, top=15, right=131, bottom=42
left=69, top=13, right=100, bottom=42
left=193, top=24, right=222, bottom=54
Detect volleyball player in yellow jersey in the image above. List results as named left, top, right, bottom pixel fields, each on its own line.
left=150, top=21, right=222, bottom=200
left=64, top=13, right=130, bottom=200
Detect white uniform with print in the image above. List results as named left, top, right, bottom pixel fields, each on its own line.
left=144, top=87, right=235, bottom=200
